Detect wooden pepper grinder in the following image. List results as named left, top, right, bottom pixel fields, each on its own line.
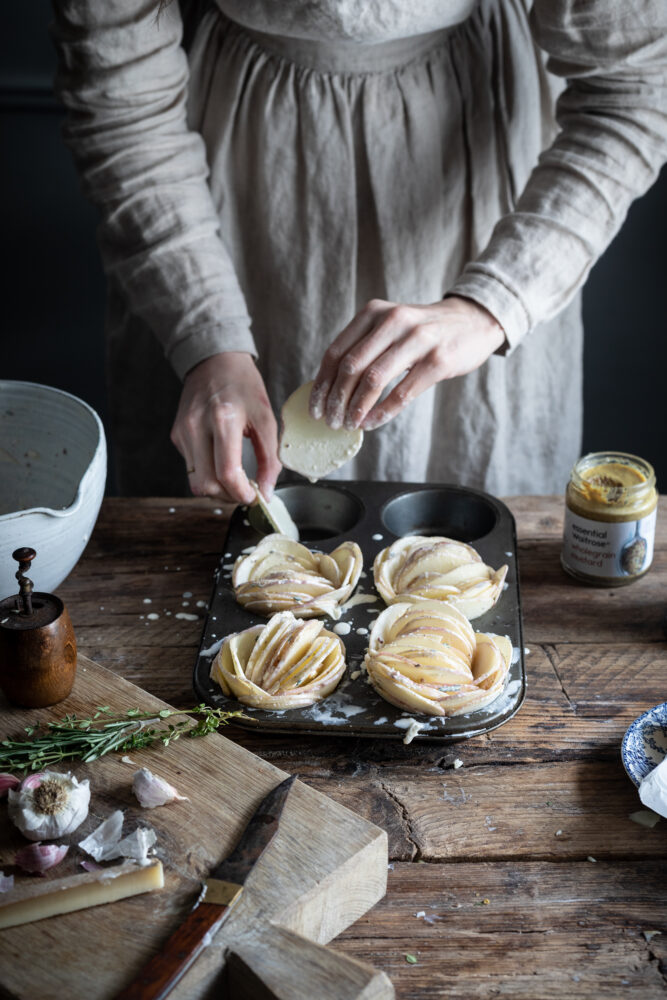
left=0, top=547, right=77, bottom=708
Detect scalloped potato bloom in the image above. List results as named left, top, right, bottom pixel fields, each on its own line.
left=364, top=601, right=512, bottom=716
left=210, top=611, right=347, bottom=710
left=373, top=535, right=507, bottom=620
left=233, top=534, right=362, bottom=619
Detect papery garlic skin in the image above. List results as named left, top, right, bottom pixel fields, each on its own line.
left=7, top=772, right=90, bottom=841
left=233, top=535, right=362, bottom=620
left=211, top=611, right=346, bottom=710
left=373, top=536, right=507, bottom=620
left=364, top=600, right=512, bottom=716
left=132, top=768, right=189, bottom=809
left=117, top=827, right=157, bottom=864
left=15, top=843, right=69, bottom=875
left=78, top=811, right=157, bottom=865
left=78, top=810, right=125, bottom=862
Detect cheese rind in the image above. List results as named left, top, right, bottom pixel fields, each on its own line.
left=0, top=859, right=164, bottom=929
left=279, top=382, right=363, bottom=481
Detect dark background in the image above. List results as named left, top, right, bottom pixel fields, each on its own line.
left=2, top=3, right=666, bottom=495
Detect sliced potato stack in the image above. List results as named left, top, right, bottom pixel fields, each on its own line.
left=233, top=534, right=362, bottom=620
left=364, top=600, right=512, bottom=716
left=373, top=535, right=507, bottom=620
left=210, top=611, right=346, bottom=710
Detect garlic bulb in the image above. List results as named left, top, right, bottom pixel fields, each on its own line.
left=364, top=600, right=512, bottom=716
left=8, top=772, right=90, bottom=841
left=373, top=536, right=507, bottom=620
left=233, top=535, right=362, bottom=620
left=211, top=611, right=347, bottom=710
left=132, top=768, right=189, bottom=809
left=14, top=843, right=69, bottom=875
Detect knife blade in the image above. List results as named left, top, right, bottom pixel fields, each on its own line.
left=118, top=774, right=297, bottom=1000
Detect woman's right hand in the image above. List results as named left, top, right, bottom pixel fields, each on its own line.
left=170, top=352, right=281, bottom=504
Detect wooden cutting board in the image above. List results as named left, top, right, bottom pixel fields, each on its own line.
left=0, top=656, right=393, bottom=999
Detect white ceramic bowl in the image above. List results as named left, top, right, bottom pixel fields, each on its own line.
left=0, top=380, right=107, bottom=599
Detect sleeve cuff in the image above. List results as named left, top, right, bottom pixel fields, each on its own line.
left=168, top=324, right=258, bottom=381
left=449, top=266, right=532, bottom=356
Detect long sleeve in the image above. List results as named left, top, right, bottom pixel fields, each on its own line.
left=51, top=0, right=256, bottom=379
left=450, top=0, right=667, bottom=352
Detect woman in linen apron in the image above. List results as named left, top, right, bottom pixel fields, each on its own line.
left=52, top=0, right=667, bottom=499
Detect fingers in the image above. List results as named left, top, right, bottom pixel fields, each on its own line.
left=309, top=300, right=387, bottom=422
left=172, top=353, right=281, bottom=505
left=209, top=402, right=256, bottom=504
left=247, top=400, right=282, bottom=500
left=173, top=398, right=255, bottom=504
left=362, top=360, right=436, bottom=430
left=343, top=320, right=437, bottom=430
left=311, top=301, right=433, bottom=431
left=311, top=297, right=506, bottom=434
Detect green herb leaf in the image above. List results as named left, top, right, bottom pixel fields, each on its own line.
left=405, top=954, right=418, bottom=965
left=0, top=705, right=246, bottom=772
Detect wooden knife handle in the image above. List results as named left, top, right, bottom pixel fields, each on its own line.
left=117, top=901, right=230, bottom=1000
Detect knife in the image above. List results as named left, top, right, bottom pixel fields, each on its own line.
left=118, top=774, right=297, bottom=1000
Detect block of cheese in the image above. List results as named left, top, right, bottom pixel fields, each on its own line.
left=0, top=859, right=164, bottom=929
left=279, top=382, right=363, bottom=481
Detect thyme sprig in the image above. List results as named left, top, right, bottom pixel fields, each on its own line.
left=0, top=704, right=246, bottom=772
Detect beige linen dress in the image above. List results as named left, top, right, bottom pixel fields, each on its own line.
left=52, top=0, right=667, bottom=495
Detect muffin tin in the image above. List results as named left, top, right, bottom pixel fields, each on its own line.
left=193, top=480, right=525, bottom=742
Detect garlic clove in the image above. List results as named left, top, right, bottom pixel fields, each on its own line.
left=0, top=872, right=14, bottom=893
left=15, top=843, right=69, bottom=875
left=8, top=771, right=90, bottom=842
left=20, top=773, right=45, bottom=791
left=132, top=768, right=189, bottom=809
left=0, top=774, right=20, bottom=798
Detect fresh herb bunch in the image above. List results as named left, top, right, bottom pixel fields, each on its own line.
left=0, top=705, right=246, bottom=772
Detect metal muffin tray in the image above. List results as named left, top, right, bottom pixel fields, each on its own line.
left=193, top=480, right=525, bottom=742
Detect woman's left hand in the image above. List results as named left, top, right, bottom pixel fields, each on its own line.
left=309, top=296, right=506, bottom=430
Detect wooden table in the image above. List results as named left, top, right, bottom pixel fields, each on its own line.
left=58, top=496, right=667, bottom=999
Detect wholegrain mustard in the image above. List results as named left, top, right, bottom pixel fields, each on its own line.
left=561, top=452, right=658, bottom=586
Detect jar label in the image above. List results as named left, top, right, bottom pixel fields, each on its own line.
left=562, top=507, right=656, bottom=579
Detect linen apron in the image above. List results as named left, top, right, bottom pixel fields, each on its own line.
left=106, top=0, right=583, bottom=496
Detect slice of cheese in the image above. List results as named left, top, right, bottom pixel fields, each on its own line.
left=0, top=859, right=164, bottom=929
left=279, top=381, right=363, bottom=482
left=251, top=481, right=299, bottom=541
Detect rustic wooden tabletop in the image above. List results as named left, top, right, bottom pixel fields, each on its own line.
left=57, top=495, right=667, bottom=999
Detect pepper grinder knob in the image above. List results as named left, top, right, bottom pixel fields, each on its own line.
left=12, top=547, right=36, bottom=616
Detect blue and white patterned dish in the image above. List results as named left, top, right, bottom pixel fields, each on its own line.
left=621, top=702, right=667, bottom=787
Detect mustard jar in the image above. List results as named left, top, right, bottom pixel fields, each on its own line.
left=561, top=451, right=658, bottom=586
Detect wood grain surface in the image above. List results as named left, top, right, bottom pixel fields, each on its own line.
left=21, top=494, right=667, bottom=998
left=0, top=657, right=390, bottom=999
